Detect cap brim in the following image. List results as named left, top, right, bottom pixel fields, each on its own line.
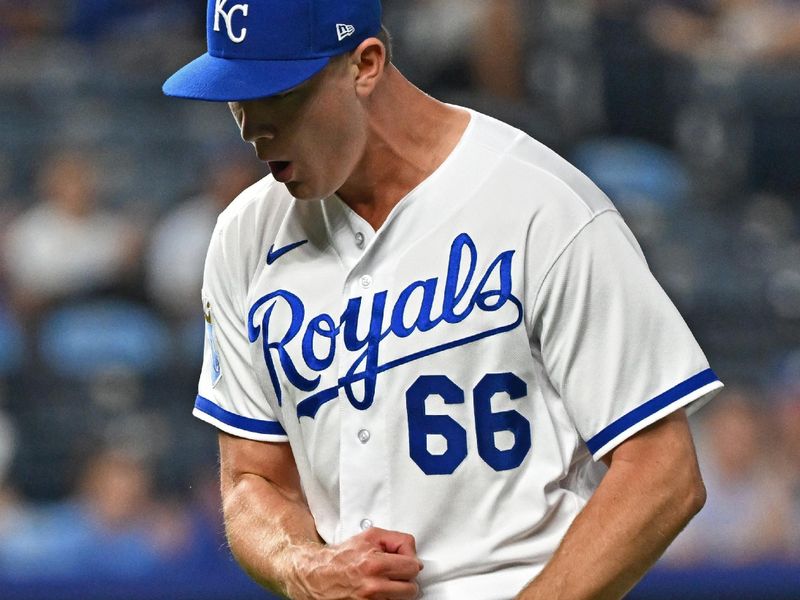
left=163, top=53, right=331, bottom=102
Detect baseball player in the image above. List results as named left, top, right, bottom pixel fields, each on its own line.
left=163, top=1, right=723, bottom=598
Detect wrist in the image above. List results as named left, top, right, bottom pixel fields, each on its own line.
left=282, top=541, right=327, bottom=600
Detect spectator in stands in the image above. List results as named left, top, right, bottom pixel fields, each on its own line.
left=592, top=0, right=677, bottom=143
left=634, top=0, right=800, bottom=192
left=144, top=155, right=260, bottom=319
left=775, top=389, right=800, bottom=559
left=2, top=149, right=143, bottom=320
left=665, top=388, right=793, bottom=563
left=643, top=0, right=800, bottom=65
left=383, top=0, right=525, bottom=100
left=0, top=447, right=190, bottom=579
left=0, top=412, right=24, bottom=542
left=382, top=1, right=554, bottom=145
left=0, top=0, right=68, bottom=43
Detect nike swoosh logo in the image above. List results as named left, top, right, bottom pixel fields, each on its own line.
left=266, top=240, right=308, bottom=265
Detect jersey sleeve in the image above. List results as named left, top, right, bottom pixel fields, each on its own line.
left=533, top=210, right=722, bottom=460
left=193, top=222, right=289, bottom=442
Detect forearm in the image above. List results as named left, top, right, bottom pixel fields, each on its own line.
left=517, top=415, right=706, bottom=599
left=223, top=472, right=323, bottom=597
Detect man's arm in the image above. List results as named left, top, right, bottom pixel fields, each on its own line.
left=516, top=409, right=706, bottom=600
left=219, top=432, right=423, bottom=600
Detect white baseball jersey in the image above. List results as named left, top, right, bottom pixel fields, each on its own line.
left=194, top=108, right=723, bottom=599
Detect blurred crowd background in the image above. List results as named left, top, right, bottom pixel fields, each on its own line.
left=0, top=0, right=799, bottom=598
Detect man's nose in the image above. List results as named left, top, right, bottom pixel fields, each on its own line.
left=239, top=110, right=277, bottom=143
left=244, top=132, right=276, bottom=162
left=241, top=122, right=277, bottom=144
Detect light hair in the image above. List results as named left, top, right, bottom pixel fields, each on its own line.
left=377, top=25, right=393, bottom=65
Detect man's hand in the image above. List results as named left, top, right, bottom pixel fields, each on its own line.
left=219, top=433, right=422, bottom=599
left=287, top=527, right=423, bottom=600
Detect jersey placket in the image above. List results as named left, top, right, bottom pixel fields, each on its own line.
left=324, top=197, right=391, bottom=540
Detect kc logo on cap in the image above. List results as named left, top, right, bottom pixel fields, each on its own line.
left=164, top=0, right=383, bottom=102
left=214, top=0, right=250, bottom=43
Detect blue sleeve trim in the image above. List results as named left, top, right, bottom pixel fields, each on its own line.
left=586, top=368, right=719, bottom=455
left=194, top=395, right=287, bottom=436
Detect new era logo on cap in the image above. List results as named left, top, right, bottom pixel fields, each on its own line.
left=336, top=23, right=356, bottom=41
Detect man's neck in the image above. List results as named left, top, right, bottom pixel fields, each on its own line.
left=336, top=66, right=471, bottom=231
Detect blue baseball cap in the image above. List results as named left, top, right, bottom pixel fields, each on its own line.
left=163, top=0, right=382, bottom=102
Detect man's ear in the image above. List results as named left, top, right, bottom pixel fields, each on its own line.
left=350, top=37, right=386, bottom=97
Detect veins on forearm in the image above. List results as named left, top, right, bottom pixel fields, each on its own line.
left=222, top=474, right=323, bottom=595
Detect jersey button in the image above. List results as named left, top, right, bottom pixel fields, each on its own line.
left=357, top=429, right=371, bottom=444
left=355, top=232, right=365, bottom=248
left=359, top=275, right=373, bottom=289
left=360, top=518, right=373, bottom=531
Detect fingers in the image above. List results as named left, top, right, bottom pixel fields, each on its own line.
left=295, top=530, right=422, bottom=600
left=361, top=578, right=419, bottom=600
left=363, top=528, right=420, bottom=562
left=369, top=552, right=422, bottom=581
left=344, top=548, right=422, bottom=600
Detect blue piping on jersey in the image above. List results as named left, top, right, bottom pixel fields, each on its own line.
left=195, top=395, right=287, bottom=435
left=585, top=368, right=719, bottom=455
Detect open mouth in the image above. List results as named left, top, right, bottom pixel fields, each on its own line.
left=268, top=161, right=293, bottom=182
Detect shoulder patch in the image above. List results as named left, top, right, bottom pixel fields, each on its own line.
left=205, top=302, right=222, bottom=387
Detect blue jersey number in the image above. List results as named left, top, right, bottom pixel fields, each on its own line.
left=406, top=373, right=531, bottom=475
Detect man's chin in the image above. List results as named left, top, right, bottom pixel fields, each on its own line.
left=284, top=181, right=332, bottom=202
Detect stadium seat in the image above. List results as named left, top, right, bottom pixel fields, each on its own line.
left=37, top=300, right=171, bottom=379
left=571, top=137, right=691, bottom=212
